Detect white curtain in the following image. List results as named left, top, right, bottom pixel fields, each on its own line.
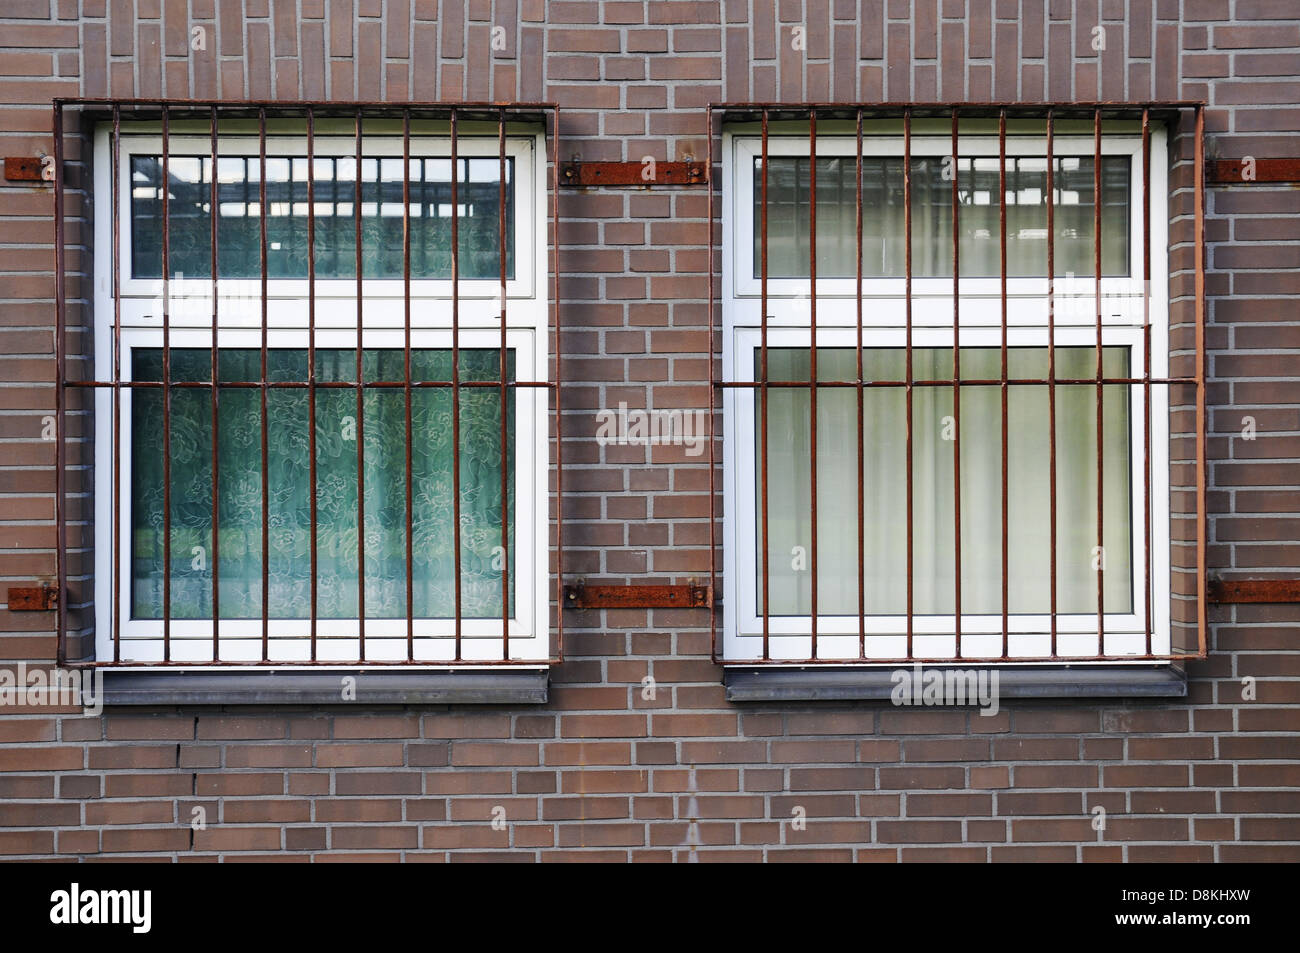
left=757, top=346, right=1133, bottom=618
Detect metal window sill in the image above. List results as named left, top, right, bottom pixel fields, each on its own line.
left=100, top=668, right=549, bottom=706
left=723, top=664, right=1186, bottom=703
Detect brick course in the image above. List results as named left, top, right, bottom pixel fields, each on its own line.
left=0, top=0, right=1297, bottom=861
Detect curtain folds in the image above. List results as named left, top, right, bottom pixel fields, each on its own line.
left=757, top=346, right=1132, bottom=618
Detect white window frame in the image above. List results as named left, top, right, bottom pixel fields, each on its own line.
left=92, top=120, right=551, bottom=667
left=720, top=120, right=1171, bottom=663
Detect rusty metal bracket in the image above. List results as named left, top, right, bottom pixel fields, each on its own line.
left=1208, top=158, right=1300, bottom=184
left=559, top=160, right=708, bottom=187
left=564, top=583, right=712, bottom=609
left=1208, top=577, right=1300, bottom=604
left=7, top=585, right=59, bottom=610
left=3, top=157, right=46, bottom=182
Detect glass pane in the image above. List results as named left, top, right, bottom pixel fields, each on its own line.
left=130, top=155, right=515, bottom=280
left=755, top=346, right=1132, bottom=617
left=130, top=347, right=515, bottom=620
left=753, top=154, right=1130, bottom=278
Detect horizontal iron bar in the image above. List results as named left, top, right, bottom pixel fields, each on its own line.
left=722, top=653, right=1206, bottom=665
left=564, top=584, right=713, bottom=609
left=53, top=97, right=557, bottom=123
left=710, top=100, right=1202, bottom=119
left=1209, top=158, right=1300, bottom=183
left=560, top=160, right=708, bottom=186
left=64, top=380, right=551, bottom=389
left=1208, top=578, right=1300, bottom=604
left=71, top=378, right=1187, bottom=390
left=66, top=657, right=561, bottom=669
left=715, top=377, right=1195, bottom=387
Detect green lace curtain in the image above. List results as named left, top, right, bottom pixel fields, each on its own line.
left=755, top=155, right=1130, bottom=278
left=757, top=346, right=1132, bottom=617
left=131, top=347, right=515, bottom=620
left=131, top=155, right=514, bottom=280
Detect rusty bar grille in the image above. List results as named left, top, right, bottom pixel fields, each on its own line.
left=53, top=99, right=562, bottom=667
left=708, top=102, right=1208, bottom=666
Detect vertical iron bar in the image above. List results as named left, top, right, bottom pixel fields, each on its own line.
left=856, top=107, right=865, bottom=660
left=355, top=109, right=366, bottom=662
left=211, top=106, right=221, bottom=661
left=904, top=107, right=914, bottom=660
left=760, top=107, right=770, bottom=660
left=53, top=100, right=66, bottom=664
left=111, top=104, right=122, bottom=663
left=1194, top=104, right=1208, bottom=655
left=403, top=108, right=414, bottom=662
left=707, top=105, right=718, bottom=662
left=499, top=109, right=510, bottom=659
left=307, top=106, right=319, bottom=662
left=999, top=109, right=1009, bottom=660
left=1093, top=108, right=1106, bottom=653
left=808, top=111, right=818, bottom=660
left=451, top=108, right=463, bottom=660
left=1046, top=108, right=1059, bottom=658
left=259, top=108, right=269, bottom=663
left=552, top=105, right=564, bottom=661
left=950, top=108, right=962, bottom=659
left=1142, top=108, right=1153, bottom=656
left=161, top=104, right=172, bottom=662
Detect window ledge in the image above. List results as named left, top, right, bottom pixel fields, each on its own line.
left=101, top=668, right=549, bottom=706
left=723, top=664, right=1186, bottom=703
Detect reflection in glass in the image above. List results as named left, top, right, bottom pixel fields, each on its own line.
left=131, top=155, right=514, bottom=280
left=753, top=155, right=1130, bottom=278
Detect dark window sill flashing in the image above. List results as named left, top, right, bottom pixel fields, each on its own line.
left=724, top=664, right=1186, bottom=703
left=100, top=668, right=549, bottom=706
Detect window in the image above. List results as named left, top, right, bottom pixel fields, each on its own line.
left=716, top=106, right=1204, bottom=666
left=83, top=105, right=553, bottom=666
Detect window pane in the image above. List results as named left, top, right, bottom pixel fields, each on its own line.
left=755, top=346, right=1132, bottom=617
left=130, top=155, right=515, bottom=280
left=130, top=348, right=515, bottom=620
left=753, top=155, right=1130, bottom=278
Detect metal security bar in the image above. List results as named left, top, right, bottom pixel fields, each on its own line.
left=708, top=102, right=1208, bottom=665
left=53, top=99, right=562, bottom=667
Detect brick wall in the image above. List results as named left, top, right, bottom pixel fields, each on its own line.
left=0, top=0, right=1297, bottom=861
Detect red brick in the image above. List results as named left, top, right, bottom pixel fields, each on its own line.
left=0, top=830, right=55, bottom=854
left=0, top=746, right=82, bottom=772
left=453, top=743, right=540, bottom=767
left=422, top=714, right=511, bottom=738
left=101, top=828, right=190, bottom=853
left=225, top=745, right=313, bottom=769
